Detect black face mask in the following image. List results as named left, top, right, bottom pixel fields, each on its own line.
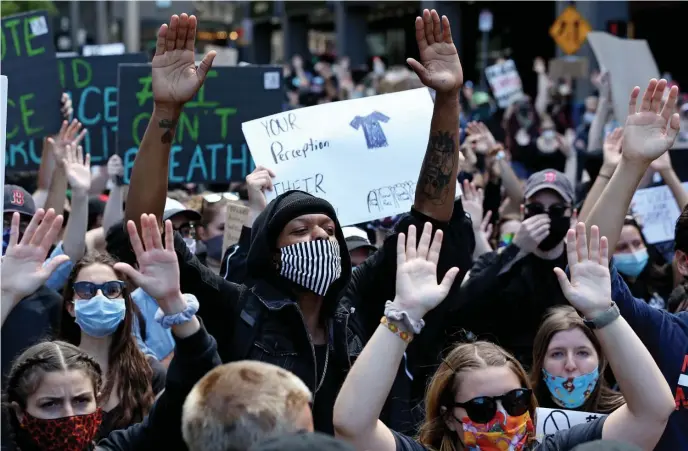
left=538, top=215, right=571, bottom=251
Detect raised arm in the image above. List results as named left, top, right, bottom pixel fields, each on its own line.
left=578, top=127, right=623, bottom=222
left=407, top=9, right=463, bottom=222
left=585, top=79, right=680, bottom=257
left=61, top=144, right=91, bottom=263
left=125, top=13, right=216, bottom=233
left=587, top=71, right=612, bottom=152
left=554, top=223, right=675, bottom=450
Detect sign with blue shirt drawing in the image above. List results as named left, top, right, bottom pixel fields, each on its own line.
left=242, top=89, right=435, bottom=226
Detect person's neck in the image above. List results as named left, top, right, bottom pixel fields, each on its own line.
left=533, top=241, right=565, bottom=261
left=206, top=257, right=221, bottom=275
left=297, top=292, right=326, bottom=344
left=79, top=332, right=112, bottom=373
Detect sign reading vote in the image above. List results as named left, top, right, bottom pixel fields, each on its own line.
left=117, top=64, right=283, bottom=183
left=535, top=408, right=607, bottom=439
left=2, top=11, right=62, bottom=171
left=242, top=89, right=435, bottom=226
left=58, top=53, right=148, bottom=165
left=550, top=6, right=592, bottom=55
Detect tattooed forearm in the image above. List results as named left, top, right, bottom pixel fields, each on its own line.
left=417, top=131, right=457, bottom=205
left=159, top=119, right=177, bottom=144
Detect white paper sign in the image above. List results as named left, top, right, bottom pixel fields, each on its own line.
left=536, top=408, right=607, bottom=439
left=242, top=89, right=436, bottom=226
left=631, top=183, right=688, bottom=244
left=485, top=60, right=523, bottom=108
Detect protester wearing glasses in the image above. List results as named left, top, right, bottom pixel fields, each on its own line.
left=334, top=223, right=674, bottom=451
left=193, top=192, right=238, bottom=274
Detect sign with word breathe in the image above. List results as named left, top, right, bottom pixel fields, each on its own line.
left=485, top=59, right=523, bottom=108
left=117, top=64, right=283, bottom=183
left=550, top=6, right=592, bottom=55
left=535, top=408, right=607, bottom=440
left=242, top=89, right=434, bottom=226
left=58, top=53, right=148, bottom=165
left=2, top=11, right=62, bottom=171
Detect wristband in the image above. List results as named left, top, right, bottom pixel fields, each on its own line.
left=583, top=302, right=620, bottom=330
left=154, top=293, right=200, bottom=328
left=380, top=317, right=413, bottom=343
left=384, top=301, right=425, bottom=334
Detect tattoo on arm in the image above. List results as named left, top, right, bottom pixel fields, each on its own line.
left=159, top=119, right=177, bottom=144
left=417, top=131, right=457, bottom=205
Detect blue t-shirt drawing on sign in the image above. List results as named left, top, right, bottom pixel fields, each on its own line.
left=350, top=111, right=391, bottom=149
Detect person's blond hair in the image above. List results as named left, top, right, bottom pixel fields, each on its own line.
left=182, top=360, right=312, bottom=451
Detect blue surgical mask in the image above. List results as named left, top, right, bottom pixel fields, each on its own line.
left=542, top=367, right=599, bottom=409
left=614, top=249, right=649, bottom=278
left=583, top=112, right=596, bottom=124
left=74, top=295, right=126, bottom=338
left=204, top=235, right=224, bottom=262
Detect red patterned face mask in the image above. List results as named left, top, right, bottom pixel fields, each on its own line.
left=20, top=409, right=102, bottom=451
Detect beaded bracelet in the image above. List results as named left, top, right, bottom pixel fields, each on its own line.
left=380, top=316, right=413, bottom=343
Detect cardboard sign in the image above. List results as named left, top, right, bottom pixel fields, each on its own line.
left=485, top=60, right=524, bottom=108
left=548, top=57, right=589, bottom=79
left=550, top=6, right=592, bottom=55
left=1, top=11, right=62, bottom=171
left=631, top=182, right=688, bottom=244
left=222, top=200, right=250, bottom=254
left=536, top=408, right=607, bottom=439
left=117, top=64, right=283, bottom=183
left=58, top=53, right=148, bottom=165
left=242, top=89, right=435, bottom=226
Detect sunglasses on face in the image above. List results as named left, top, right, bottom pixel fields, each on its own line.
left=176, top=223, right=196, bottom=239
left=73, top=281, right=125, bottom=300
left=203, top=192, right=240, bottom=204
left=525, top=203, right=569, bottom=219
left=453, top=388, right=531, bottom=424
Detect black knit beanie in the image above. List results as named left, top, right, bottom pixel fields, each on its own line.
left=266, top=191, right=338, bottom=246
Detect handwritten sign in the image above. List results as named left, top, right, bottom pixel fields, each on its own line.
left=222, top=200, right=250, bottom=254
left=242, top=89, right=435, bottom=226
left=1, top=11, right=62, bottom=171
left=550, top=6, right=592, bottom=55
left=117, top=64, right=283, bottom=183
left=58, top=53, right=148, bottom=165
left=631, top=183, right=688, bottom=244
left=536, top=408, right=607, bottom=439
left=485, top=59, right=523, bottom=108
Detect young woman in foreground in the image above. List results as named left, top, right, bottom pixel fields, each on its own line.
left=333, top=223, right=674, bottom=451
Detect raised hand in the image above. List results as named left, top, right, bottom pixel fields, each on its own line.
left=114, top=215, right=181, bottom=309
left=512, top=206, right=550, bottom=254
left=533, top=57, right=546, bottom=75
left=592, top=70, right=611, bottom=100
left=649, top=150, right=673, bottom=173
left=47, top=119, right=87, bottom=166
left=602, top=127, right=623, bottom=169
left=392, top=222, right=459, bottom=320
left=107, top=154, right=124, bottom=181
left=465, top=121, right=497, bottom=153
left=623, top=79, right=680, bottom=164
left=556, top=133, right=572, bottom=157
left=554, top=223, right=612, bottom=318
left=62, top=144, right=91, bottom=195
left=60, top=93, right=73, bottom=120
left=1, top=210, right=69, bottom=306
left=406, top=9, right=463, bottom=93
left=152, top=13, right=216, bottom=108
left=246, top=165, right=276, bottom=213
left=461, top=180, right=485, bottom=232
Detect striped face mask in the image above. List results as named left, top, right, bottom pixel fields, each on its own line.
left=279, top=239, right=342, bottom=296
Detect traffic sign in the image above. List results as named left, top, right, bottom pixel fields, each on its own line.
left=550, top=6, right=592, bottom=55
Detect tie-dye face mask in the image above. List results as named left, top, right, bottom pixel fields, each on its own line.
left=461, top=407, right=533, bottom=451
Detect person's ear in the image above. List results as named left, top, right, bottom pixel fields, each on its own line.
left=66, top=301, right=76, bottom=318
left=441, top=406, right=459, bottom=432
left=675, top=250, right=688, bottom=277
left=11, top=402, right=24, bottom=423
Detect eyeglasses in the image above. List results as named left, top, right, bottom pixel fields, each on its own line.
left=524, top=203, right=569, bottom=219
left=453, top=388, right=531, bottom=424
left=203, top=192, right=239, bottom=204
left=176, top=222, right=196, bottom=239
left=73, top=281, right=125, bottom=300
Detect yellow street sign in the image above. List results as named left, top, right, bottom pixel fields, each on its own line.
left=550, top=6, right=592, bottom=55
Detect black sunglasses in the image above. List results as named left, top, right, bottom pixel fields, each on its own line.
left=525, top=203, right=569, bottom=219
left=453, top=388, right=531, bottom=424
left=73, top=281, right=125, bottom=300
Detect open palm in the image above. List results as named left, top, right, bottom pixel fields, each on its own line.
left=406, top=9, right=463, bottom=93
left=152, top=14, right=216, bottom=106
left=114, top=215, right=180, bottom=305
left=623, top=79, right=680, bottom=163
left=393, top=223, right=459, bottom=320
left=554, top=223, right=612, bottom=318
left=63, top=144, right=91, bottom=194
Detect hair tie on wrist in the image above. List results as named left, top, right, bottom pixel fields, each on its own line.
left=384, top=301, right=425, bottom=335
left=154, top=294, right=199, bottom=328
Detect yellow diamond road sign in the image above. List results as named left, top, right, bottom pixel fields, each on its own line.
left=550, top=6, right=592, bottom=55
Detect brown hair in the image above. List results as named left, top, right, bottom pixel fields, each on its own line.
left=417, top=341, right=538, bottom=451
left=59, top=252, right=155, bottom=430
left=531, top=306, right=624, bottom=414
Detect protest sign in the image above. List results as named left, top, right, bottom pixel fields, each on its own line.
left=485, top=60, right=523, bottom=108
left=242, top=88, right=435, bottom=226
left=631, top=182, right=688, bottom=244
left=222, top=200, right=250, bottom=254
left=1, top=11, right=62, bottom=172
left=548, top=57, right=589, bottom=79
left=58, top=53, right=148, bottom=165
left=117, top=65, right=283, bottom=183
left=536, top=408, right=607, bottom=439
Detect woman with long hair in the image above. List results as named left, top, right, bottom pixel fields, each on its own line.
left=58, top=252, right=162, bottom=438
left=334, top=223, right=674, bottom=451
left=530, top=306, right=624, bottom=414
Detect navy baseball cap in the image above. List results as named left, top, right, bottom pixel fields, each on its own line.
left=4, top=185, right=36, bottom=217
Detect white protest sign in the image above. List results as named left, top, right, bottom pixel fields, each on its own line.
left=536, top=408, right=607, bottom=439
left=0, top=76, right=7, bottom=285
left=485, top=59, right=523, bottom=108
left=242, top=89, right=436, bottom=226
left=631, top=182, right=688, bottom=244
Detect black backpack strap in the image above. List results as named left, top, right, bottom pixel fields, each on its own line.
left=230, top=286, right=263, bottom=361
